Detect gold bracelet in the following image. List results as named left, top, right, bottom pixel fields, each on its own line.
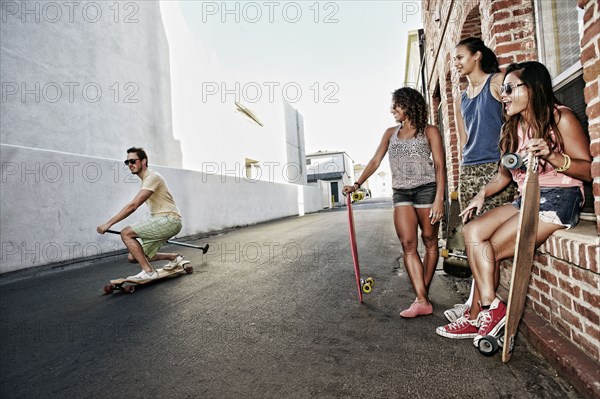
left=555, top=154, right=571, bottom=172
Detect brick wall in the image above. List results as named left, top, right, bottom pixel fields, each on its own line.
left=579, top=0, right=600, bottom=233
left=421, top=0, right=600, bottom=366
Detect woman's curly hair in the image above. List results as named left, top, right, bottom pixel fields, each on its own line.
left=392, top=87, right=428, bottom=136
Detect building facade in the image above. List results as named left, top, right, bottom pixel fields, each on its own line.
left=306, top=151, right=354, bottom=205
left=418, top=0, right=599, bottom=393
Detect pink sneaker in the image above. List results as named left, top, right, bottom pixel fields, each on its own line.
left=473, top=298, right=506, bottom=347
left=399, top=300, right=433, bottom=318
left=436, top=316, right=479, bottom=339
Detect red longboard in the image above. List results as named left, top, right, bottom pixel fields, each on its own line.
left=346, top=197, right=374, bottom=303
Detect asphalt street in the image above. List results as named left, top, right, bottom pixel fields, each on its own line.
left=0, top=198, right=581, bottom=398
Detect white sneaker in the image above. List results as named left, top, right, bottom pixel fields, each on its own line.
left=444, top=303, right=470, bottom=322
left=127, top=270, right=159, bottom=281
left=163, top=255, right=185, bottom=271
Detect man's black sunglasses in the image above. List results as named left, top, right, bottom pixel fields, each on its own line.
left=124, top=158, right=140, bottom=165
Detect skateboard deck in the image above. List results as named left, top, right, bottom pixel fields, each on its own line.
left=502, top=153, right=540, bottom=362
left=346, top=197, right=373, bottom=303
left=441, top=191, right=471, bottom=278
left=104, top=261, right=192, bottom=294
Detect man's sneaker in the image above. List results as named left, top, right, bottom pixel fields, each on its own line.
left=127, top=270, right=159, bottom=281
left=443, top=303, right=470, bottom=322
left=164, top=255, right=185, bottom=271
left=473, top=298, right=507, bottom=347
left=399, top=300, right=433, bottom=318
left=436, top=316, right=479, bottom=338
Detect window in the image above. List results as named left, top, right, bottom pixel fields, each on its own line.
left=535, top=1, right=593, bottom=217
left=535, top=1, right=584, bottom=80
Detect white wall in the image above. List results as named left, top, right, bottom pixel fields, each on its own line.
left=0, top=144, right=321, bottom=273
left=0, top=1, right=182, bottom=167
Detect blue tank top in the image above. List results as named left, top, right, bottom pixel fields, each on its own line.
left=460, top=74, right=503, bottom=165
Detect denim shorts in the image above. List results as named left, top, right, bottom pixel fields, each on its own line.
left=392, top=182, right=437, bottom=208
left=512, top=186, right=583, bottom=228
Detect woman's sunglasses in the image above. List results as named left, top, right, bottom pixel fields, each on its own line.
left=500, top=83, right=525, bottom=95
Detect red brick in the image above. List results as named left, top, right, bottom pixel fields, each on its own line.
left=583, top=4, right=594, bottom=27
left=539, top=292, right=554, bottom=310
left=593, top=162, right=600, bottom=181
left=533, top=278, right=551, bottom=295
left=583, top=60, right=600, bottom=83
left=552, top=288, right=573, bottom=309
left=513, top=7, right=533, bottom=17
left=573, top=302, right=600, bottom=325
left=571, top=330, right=599, bottom=361
left=590, top=140, right=600, bottom=158
left=581, top=15, right=600, bottom=46
left=588, top=245, right=599, bottom=274
left=533, top=302, right=551, bottom=320
left=491, top=0, right=516, bottom=14
left=581, top=43, right=597, bottom=66
left=558, top=278, right=582, bottom=299
left=495, top=33, right=513, bottom=44
left=560, top=306, right=583, bottom=330
left=552, top=258, right=571, bottom=277
left=571, top=266, right=599, bottom=288
left=494, top=10, right=511, bottom=20
left=582, top=287, right=600, bottom=309
left=540, top=268, right=559, bottom=286
left=585, top=322, right=600, bottom=343
left=554, top=317, right=573, bottom=338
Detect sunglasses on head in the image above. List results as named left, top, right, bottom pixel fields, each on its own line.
left=500, top=83, right=525, bottom=95
left=124, top=158, right=140, bottom=165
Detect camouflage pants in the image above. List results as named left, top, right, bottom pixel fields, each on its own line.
left=459, top=162, right=517, bottom=215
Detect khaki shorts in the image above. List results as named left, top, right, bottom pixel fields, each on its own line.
left=130, top=215, right=182, bottom=259
left=459, top=162, right=517, bottom=214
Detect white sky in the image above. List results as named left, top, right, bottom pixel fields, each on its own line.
left=160, top=1, right=423, bottom=167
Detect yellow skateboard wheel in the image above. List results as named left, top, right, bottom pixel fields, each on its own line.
left=366, top=277, right=374, bottom=286
left=450, top=191, right=459, bottom=201
left=362, top=283, right=372, bottom=293
left=352, top=192, right=365, bottom=201
left=441, top=248, right=449, bottom=258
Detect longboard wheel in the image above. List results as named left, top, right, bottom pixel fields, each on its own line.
left=478, top=336, right=499, bottom=356
left=184, top=265, right=193, bottom=274
left=103, top=284, right=114, bottom=294
left=365, top=277, right=374, bottom=287
left=441, top=248, right=449, bottom=258
left=501, top=153, right=524, bottom=170
left=450, top=191, right=459, bottom=201
left=362, top=282, right=372, bottom=294
left=123, top=285, right=135, bottom=294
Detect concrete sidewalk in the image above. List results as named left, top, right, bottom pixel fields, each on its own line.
left=0, top=198, right=584, bottom=398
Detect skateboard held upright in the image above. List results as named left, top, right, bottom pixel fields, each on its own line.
left=501, top=153, right=540, bottom=362
left=474, top=153, right=540, bottom=359
left=345, top=195, right=374, bottom=303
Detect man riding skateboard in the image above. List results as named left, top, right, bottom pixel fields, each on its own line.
left=97, top=147, right=187, bottom=281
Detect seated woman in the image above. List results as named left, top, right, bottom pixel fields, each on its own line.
left=436, top=61, right=592, bottom=346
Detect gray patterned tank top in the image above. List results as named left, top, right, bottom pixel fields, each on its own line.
left=388, top=127, right=436, bottom=189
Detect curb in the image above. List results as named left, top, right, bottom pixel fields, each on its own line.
left=520, top=307, right=600, bottom=399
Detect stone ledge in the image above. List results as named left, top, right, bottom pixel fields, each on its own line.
left=498, top=286, right=600, bottom=399
left=521, top=308, right=600, bottom=399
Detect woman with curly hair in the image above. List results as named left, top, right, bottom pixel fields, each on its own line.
left=344, top=87, right=446, bottom=318
left=440, top=61, right=591, bottom=347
